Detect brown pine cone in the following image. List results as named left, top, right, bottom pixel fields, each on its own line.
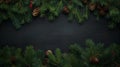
left=32, top=7, right=40, bottom=16
left=88, top=3, right=96, bottom=11
left=97, top=5, right=109, bottom=12
left=5, top=0, right=11, bottom=3
left=82, top=0, right=88, bottom=4
left=45, top=50, right=52, bottom=56
left=0, top=0, right=3, bottom=3
left=10, top=56, right=16, bottom=64
left=99, top=9, right=106, bottom=16
left=63, top=6, right=69, bottom=14
left=90, top=56, right=99, bottom=64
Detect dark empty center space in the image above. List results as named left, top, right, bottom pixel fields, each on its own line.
left=0, top=15, right=120, bottom=51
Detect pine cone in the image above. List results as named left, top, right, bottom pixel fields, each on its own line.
left=32, top=7, right=40, bottom=16
left=90, top=56, right=99, bottom=64
left=0, top=0, right=3, bottom=3
left=63, top=6, right=69, bottom=14
left=5, top=0, right=11, bottom=3
left=97, top=5, right=109, bottom=12
left=88, top=3, right=96, bottom=11
left=10, top=56, right=16, bottom=64
left=45, top=50, right=52, bottom=56
left=99, top=9, right=106, bottom=16
left=82, top=0, right=88, bottom=4
left=97, top=5, right=108, bottom=16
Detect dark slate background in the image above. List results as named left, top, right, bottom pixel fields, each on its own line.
left=0, top=14, right=120, bottom=51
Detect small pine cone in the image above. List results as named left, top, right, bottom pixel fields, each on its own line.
left=33, top=7, right=40, bottom=13
left=90, top=56, right=99, bottom=64
left=32, top=7, right=40, bottom=16
left=0, top=0, right=3, bottom=3
left=32, top=12, right=39, bottom=16
left=97, top=5, right=109, bottom=12
left=10, top=56, right=16, bottom=64
left=99, top=9, right=106, bottom=16
left=5, top=0, right=11, bottom=3
left=82, top=0, right=88, bottom=4
left=88, top=3, right=96, bottom=11
left=45, top=50, right=53, bottom=56
left=63, top=6, right=69, bottom=14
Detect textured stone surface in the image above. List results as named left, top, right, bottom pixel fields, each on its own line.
left=0, top=14, right=120, bottom=51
